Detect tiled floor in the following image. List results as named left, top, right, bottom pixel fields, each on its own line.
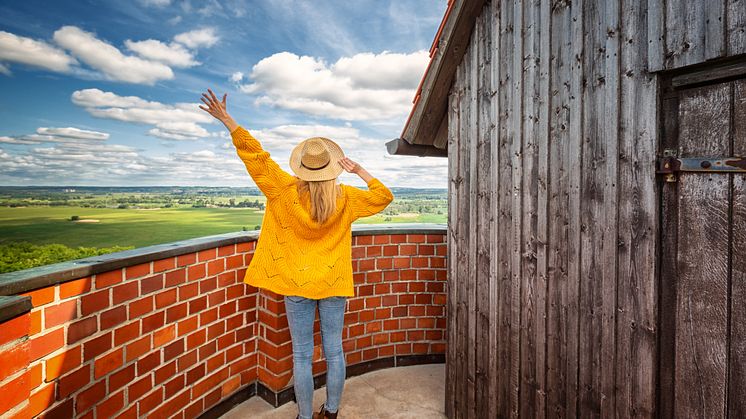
left=222, top=364, right=446, bottom=419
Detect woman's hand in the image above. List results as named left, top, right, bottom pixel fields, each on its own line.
left=199, top=89, right=237, bottom=132
left=339, top=157, right=373, bottom=183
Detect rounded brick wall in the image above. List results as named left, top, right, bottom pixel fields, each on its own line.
left=0, top=228, right=446, bottom=418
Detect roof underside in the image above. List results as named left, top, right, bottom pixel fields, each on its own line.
left=385, top=0, right=486, bottom=157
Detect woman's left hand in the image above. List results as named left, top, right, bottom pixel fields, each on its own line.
left=199, top=89, right=236, bottom=130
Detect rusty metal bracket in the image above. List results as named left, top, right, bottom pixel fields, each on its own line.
left=657, top=150, right=746, bottom=182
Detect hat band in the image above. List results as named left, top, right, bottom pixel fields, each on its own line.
left=301, top=160, right=330, bottom=171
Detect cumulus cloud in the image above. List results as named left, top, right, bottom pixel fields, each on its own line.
left=236, top=50, right=428, bottom=121
left=0, top=127, right=110, bottom=145
left=173, top=28, right=219, bottom=49
left=124, top=39, right=197, bottom=68
left=138, top=0, right=172, bottom=6
left=53, top=26, right=174, bottom=85
left=72, top=88, right=214, bottom=140
left=36, top=127, right=109, bottom=141
left=0, top=31, right=78, bottom=74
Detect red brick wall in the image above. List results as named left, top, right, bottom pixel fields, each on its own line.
left=0, top=232, right=446, bottom=418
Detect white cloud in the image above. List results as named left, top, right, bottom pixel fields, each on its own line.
left=53, top=26, right=173, bottom=85
left=173, top=28, right=219, bottom=49
left=230, top=71, right=243, bottom=83
left=125, top=39, right=198, bottom=68
left=72, top=88, right=214, bottom=140
left=237, top=50, right=429, bottom=121
left=36, top=127, right=109, bottom=141
left=0, top=31, right=77, bottom=73
left=0, top=63, right=11, bottom=76
left=139, top=0, right=172, bottom=6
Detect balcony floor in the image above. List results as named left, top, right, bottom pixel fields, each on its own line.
left=223, top=364, right=446, bottom=418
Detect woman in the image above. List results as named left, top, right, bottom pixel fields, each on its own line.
left=200, top=89, right=393, bottom=419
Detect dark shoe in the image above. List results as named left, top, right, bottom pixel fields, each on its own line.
left=313, top=403, right=338, bottom=419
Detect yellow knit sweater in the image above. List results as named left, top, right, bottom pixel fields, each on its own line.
left=231, top=126, right=394, bottom=299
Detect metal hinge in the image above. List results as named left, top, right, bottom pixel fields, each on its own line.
left=657, top=149, right=746, bottom=183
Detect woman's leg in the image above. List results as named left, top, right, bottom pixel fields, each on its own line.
left=284, top=295, right=317, bottom=419
left=318, top=296, right=347, bottom=413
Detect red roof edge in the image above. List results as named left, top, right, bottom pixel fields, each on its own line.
left=401, top=1, right=455, bottom=140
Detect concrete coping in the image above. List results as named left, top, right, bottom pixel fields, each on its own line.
left=0, top=224, right=447, bottom=317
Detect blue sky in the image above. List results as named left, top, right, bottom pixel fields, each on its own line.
left=0, top=0, right=448, bottom=187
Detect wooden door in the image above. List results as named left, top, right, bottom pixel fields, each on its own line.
left=659, top=70, right=746, bottom=419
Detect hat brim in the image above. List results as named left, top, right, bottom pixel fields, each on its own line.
left=289, top=137, right=345, bottom=181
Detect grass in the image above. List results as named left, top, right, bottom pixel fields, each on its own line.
left=0, top=206, right=447, bottom=249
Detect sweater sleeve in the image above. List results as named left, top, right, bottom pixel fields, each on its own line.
left=345, top=178, right=394, bottom=221
left=231, top=126, right=294, bottom=199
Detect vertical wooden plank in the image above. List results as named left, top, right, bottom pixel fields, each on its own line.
left=519, top=0, right=540, bottom=416
left=566, top=0, right=584, bottom=416
left=510, top=0, right=525, bottom=416
left=727, top=0, right=746, bottom=56
left=617, top=0, right=659, bottom=416
left=579, top=0, right=620, bottom=415
left=474, top=5, right=493, bottom=418
left=497, top=0, right=516, bottom=416
left=728, top=79, right=746, bottom=418
left=457, top=55, right=470, bottom=419
left=704, top=0, right=726, bottom=60
left=546, top=0, right=572, bottom=415
left=647, top=0, right=666, bottom=71
left=675, top=83, right=731, bottom=419
left=446, top=57, right=463, bottom=419
left=488, top=1, right=501, bottom=418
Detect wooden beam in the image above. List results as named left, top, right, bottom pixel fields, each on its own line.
left=385, top=138, right=448, bottom=157
left=402, top=0, right=486, bottom=147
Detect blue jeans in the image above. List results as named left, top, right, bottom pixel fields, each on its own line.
left=284, top=295, right=347, bottom=419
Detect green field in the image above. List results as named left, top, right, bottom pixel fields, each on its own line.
left=0, top=206, right=446, bottom=249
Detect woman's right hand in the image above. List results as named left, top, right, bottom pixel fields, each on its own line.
left=339, top=157, right=361, bottom=174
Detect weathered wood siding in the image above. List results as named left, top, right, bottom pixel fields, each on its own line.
left=648, top=0, right=746, bottom=71
left=446, top=0, right=658, bottom=417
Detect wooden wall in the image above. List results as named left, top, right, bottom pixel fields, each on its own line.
left=446, top=0, right=659, bottom=417
left=648, top=0, right=746, bottom=71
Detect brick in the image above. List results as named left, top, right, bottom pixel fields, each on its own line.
left=367, top=271, right=383, bottom=283
left=129, top=296, right=153, bottom=319
left=165, top=269, right=186, bottom=287
left=430, top=257, right=446, bottom=268
left=151, top=389, right=190, bottom=419
left=358, top=259, right=375, bottom=271
left=76, top=380, right=106, bottom=413
left=200, top=277, right=217, bottom=294
left=153, top=361, right=176, bottom=385
left=60, top=277, right=92, bottom=299
left=27, top=362, right=42, bottom=388
left=187, top=330, right=207, bottom=351
left=29, top=310, right=41, bottom=336
left=399, top=244, right=417, bottom=255
left=141, top=311, right=165, bottom=334
left=177, top=252, right=197, bottom=267
left=80, top=289, right=109, bottom=316
left=355, top=235, right=372, bottom=245
left=166, top=302, right=188, bottom=323
left=109, top=363, right=135, bottom=393
left=165, top=375, right=186, bottom=399
left=141, top=274, right=164, bottom=295
left=113, top=282, right=139, bottom=304
left=96, top=390, right=124, bottom=418
left=95, top=270, right=123, bottom=288
left=29, top=328, right=64, bottom=361
left=58, top=364, right=90, bottom=399
left=207, top=289, right=225, bottom=307
left=376, top=258, right=393, bottom=270
left=207, top=259, right=224, bottom=276
left=100, top=306, right=127, bottom=330
left=198, top=248, right=217, bottom=262
left=226, top=254, right=243, bottom=270
left=45, top=345, right=81, bottom=381
left=138, top=388, right=163, bottom=415
left=178, top=316, right=199, bottom=336
left=434, top=294, right=447, bottom=305
left=128, top=376, right=152, bottom=402
left=94, top=347, right=123, bottom=378
left=390, top=234, right=408, bottom=244
left=153, top=324, right=176, bottom=348
left=114, top=322, right=140, bottom=346
left=68, top=317, right=98, bottom=344
left=200, top=307, right=218, bottom=326
left=155, top=289, right=177, bottom=309
left=44, top=300, right=77, bottom=328
left=125, top=263, right=151, bottom=280
left=137, top=352, right=161, bottom=376
left=393, top=257, right=411, bottom=269
left=0, top=369, right=30, bottom=415
left=0, top=341, right=28, bottom=379
left=21, top=287, right=55, bottom=307
left=125, top=335, right=151, bottom=362
left=84, top=332, right=112, bottom=361
left=188, top=264, right=206, bottom=281
left=19, top=383, right=54, bottom=418
left=373, top=235, right=390, bottom=244
left=153, top=257, right=176, bottom=273
left=178, top=282, right=199, bottom=301
left=407, top=234, right=426, bottom=243
left=366, top=245, right=382, bottom=257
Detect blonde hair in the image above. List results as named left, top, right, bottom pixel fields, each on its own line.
left=296, top=178, right=340, bottom=223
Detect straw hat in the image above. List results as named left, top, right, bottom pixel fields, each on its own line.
left=289, top=137, right=345, bottom=181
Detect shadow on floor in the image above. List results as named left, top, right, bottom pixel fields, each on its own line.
left=222, top=364, right=446, bottom=419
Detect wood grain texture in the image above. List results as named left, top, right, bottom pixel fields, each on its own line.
left=727, top=0, right=746, bottom=57
left=674, top=83, right=731, bottom=419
